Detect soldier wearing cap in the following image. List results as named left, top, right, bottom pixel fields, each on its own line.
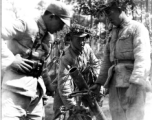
left=91, top=1, right=151, bottom=120
left=2, top=1, right=73, bottom=120
left=53, top=24, right=100, bottom=119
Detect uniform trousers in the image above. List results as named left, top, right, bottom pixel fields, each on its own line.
left=109, top=74, right=146, bottom=120
left=2, top=84, right=43, bottom=120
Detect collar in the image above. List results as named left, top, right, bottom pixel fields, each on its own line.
left=70, top=44, right=83, bottom=56
left=36, top=16, right=47, bottom=35
left=118, top=16, right=131, bottom=29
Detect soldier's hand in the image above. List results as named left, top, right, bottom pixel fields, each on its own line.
left=91, top=84, right=106, bottom=104
left=42, top=71, right=55, bottom=97
left=42, top=43, right=49, bottom=55
left=90, top=84, right=101, bottom=99
left=46, top=83, right=55, bottom=97
left=71, top=105, right=83, bottom=112
left=90, top=83, right=101, bottom=96
left=126, top=83, right=138, bottom=104
left=42, top=94, right=49, bottom=106
left=11, top=54, right=34, bottom=73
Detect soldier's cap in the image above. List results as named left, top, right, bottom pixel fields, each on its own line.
left=97, top=1, right=121, bottom=15
left=69, top=24, right=92, bottom=38
left=46, top=1, right=73, bottom=26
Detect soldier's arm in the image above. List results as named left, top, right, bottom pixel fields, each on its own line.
left=129, top=23, right=151, bottom=87
left=1, top=19, right=26, bottom=69
left=86, top=44, right=100, bottom=77
left=2, top=19, right=26, bottom=41
left=2, top=19, right=35, bottom=73
left=95, top=42, right=111, bottom=85
left=2, top=19, right=37, bottom=55
left=58, top=55, right=76, bottom=109
left=1, top=39, right=15, bottom=72
left=2, top=19, right=27, bottom=54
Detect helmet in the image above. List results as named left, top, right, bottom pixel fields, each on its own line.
left=97, top=0, right=135, bottom=14
left=46, top=1, right=73, bottom=26
left=69, top=24, right=92, bottom=38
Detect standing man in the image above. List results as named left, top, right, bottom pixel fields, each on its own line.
left=91, top=1, right=151, bottom=120
left=2, top=1, right=73, bottom=120
left=53, top=24, right=100, bottom=119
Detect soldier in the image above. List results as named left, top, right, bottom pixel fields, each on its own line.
left=91, top=1, right=151, bottom=120
left=2, top=1, right=73, bottom=120
left=53, top=24, right=100, bottom=119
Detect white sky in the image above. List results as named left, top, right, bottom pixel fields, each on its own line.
left=2, top=0, right=55, bottom=19
left=1, top=0, right=152, bottom=119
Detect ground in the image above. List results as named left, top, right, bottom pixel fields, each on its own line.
left=44, top=93, right=152, bottom=120
left=44, top=95, right=112, bottom=120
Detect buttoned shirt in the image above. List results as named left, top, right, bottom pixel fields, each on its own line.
left=96, top=18, right=151, bottom=88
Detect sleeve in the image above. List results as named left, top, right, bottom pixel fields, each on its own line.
left=1, top=19, right=26, bottom=68
left=1, top=39, right=15, bottom=72
left=2, top=19, right=26, bottom=41
left=86, top=44, right=100, bottom=77
left=129, top=23, right=151, bottom=86
left=57, top=56, right=76, bottom=108
left=95, top=42, right=112, bottom=85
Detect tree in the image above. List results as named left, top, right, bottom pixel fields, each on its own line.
left=151, top=0, right=152, bottom=14
left=146, top=0, right=149, bottom=12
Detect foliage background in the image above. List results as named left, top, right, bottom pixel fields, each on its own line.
left=2, top=0, right=152, bottom=120
left=2, top=0, right=152, bottom=58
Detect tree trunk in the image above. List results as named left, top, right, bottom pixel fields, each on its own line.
left=151, top=0, right=152, bottom=30
left=88, top=0, right=92, bottom=46
left=146, top=0, right=149, bottom=12
left=151, top=0, right=152, bottom=14
left=140, top=0, right=143, bottom=22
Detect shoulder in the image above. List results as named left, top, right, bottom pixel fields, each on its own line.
left=2, top=18, right=25, bottom=35
left=3, top=18, right=38, bottom=32
left=18, top=17, right=39, bottom=42
left=130, top=20, right=148, bottom=32
left=131, top=20, right=143, bottom=26
left=21, top=17, right=39, bottom=34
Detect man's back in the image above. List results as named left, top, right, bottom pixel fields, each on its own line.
left=2, top=18, right=38, bottom=58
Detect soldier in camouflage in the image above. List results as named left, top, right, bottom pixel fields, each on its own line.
left=53, top=24, right=100, bottom=119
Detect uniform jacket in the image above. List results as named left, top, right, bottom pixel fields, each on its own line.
left=57, top=44, right=100, bottom=108
left=2, top=17, right=51, bottom=97
left=96, top=18, right=151, bottom=89
left=1, top=39, right=15, bottom=79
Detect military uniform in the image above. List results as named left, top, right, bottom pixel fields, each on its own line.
left=1, top=39, right=15, bottom=79
left=2, top=17, right=51, bottom=120
left=96, top=17, right=151, bottom=120
left=53, top=43, right=100, bottom=118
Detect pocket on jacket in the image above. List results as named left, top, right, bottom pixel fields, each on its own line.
left=118, top=34, right=133, bottom=52
left=117, top=35, right=134, bottom=58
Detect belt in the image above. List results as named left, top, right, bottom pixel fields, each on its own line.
left=111, top=59, right=134, bottom=65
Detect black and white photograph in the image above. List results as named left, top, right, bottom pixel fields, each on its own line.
left=1, top=0, right=152, bottom=120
